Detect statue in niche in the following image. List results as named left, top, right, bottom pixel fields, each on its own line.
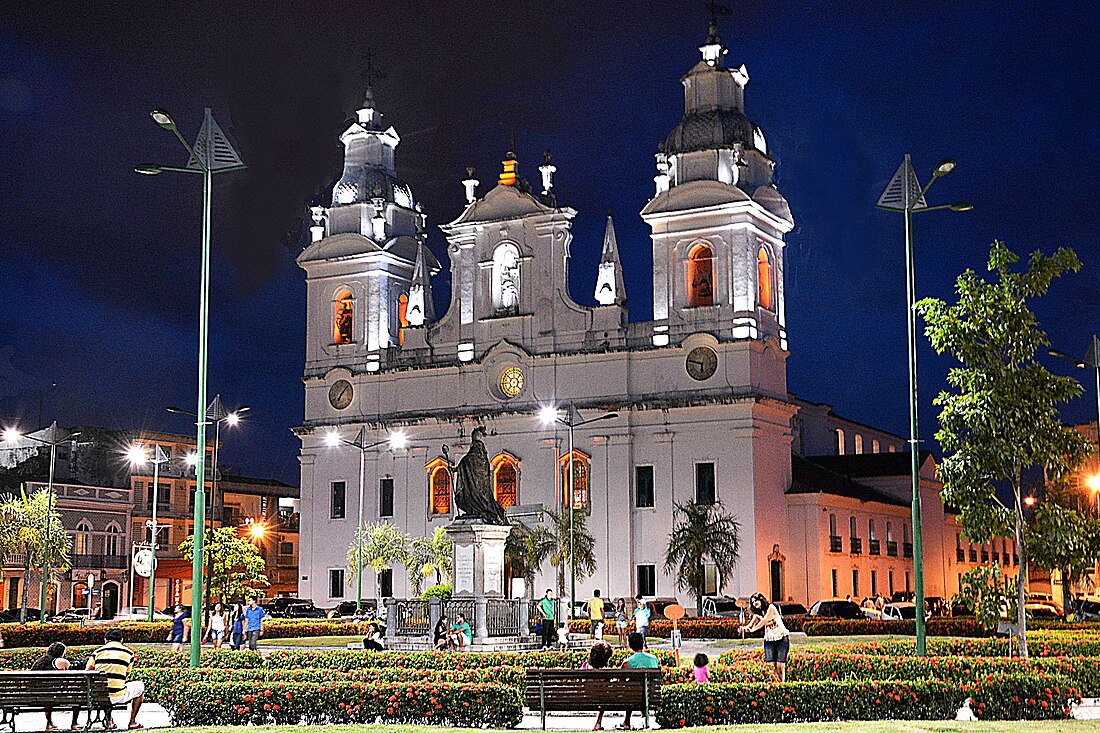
left=452, top=427, right=509, bottom=525
left=493, top=244, right=520, bottom=315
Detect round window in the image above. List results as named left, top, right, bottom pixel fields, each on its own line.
left=499, top=367, right=525, bottom=398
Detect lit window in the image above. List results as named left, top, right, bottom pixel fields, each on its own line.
left=872, top=439, right=880, bottom=454
left=757, top=247, right=773, bottom=310
left=499, top=367, right=524, bottom=398
left=559, top=450, right=591, bottom=509
left=398, top=293, right=409, bottom=346
left=334, top=289, right=354, bottom=344
left=74, top=520, right=92, bottom=555
left=835, top=428, right=845, bottom=455
left=855, top=434, right=864, bottom=454
left=427, top=460, right=452, bottom=515
left=492, top=454, right=519, bottom=509
left=687, top=243, right=715, bottom=307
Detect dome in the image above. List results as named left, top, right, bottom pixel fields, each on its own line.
left=332, top=166, right=416, bottom=210
left=662, top=109, right=765, bottom=156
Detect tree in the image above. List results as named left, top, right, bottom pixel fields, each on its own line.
left=955, top=563, right=1018, bottom=632
left=916, top=240, right=1092, bottom=656
left=1026, top=494, right=1100, bottom=614
left=407, top=527, right=452, bottom=595
left=526, top=508, right=596, bottom=597
left=347, top=523, right=409, bottom=589
left=179, top=527, right=268, bottom=601
left=664, top=501, right=741, bottom=616
left=0, top=488, right=71, bottom=621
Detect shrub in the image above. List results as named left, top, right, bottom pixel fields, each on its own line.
left=422, top=584, right=452, bottom=601
left=160, top=680, right=523, bottom=728
left=0, top=645, right=262, bottom=671
left=968, top=673, right=1079, bottom=720
left=263, top=648, right=676, bottom=671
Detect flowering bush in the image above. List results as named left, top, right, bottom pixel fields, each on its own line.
left=0, top=645, right=262, bottom=671
left=263, top=648, right=676, bottom=671
left=569, top=616, right=991, bottom=638
left=968, top=673, right=1079, bottom=720
left=160, top=680, right=523, bottom=728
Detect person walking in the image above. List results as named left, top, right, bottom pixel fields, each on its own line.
left=229, top=603, right=244, bottom=650
left=739, top=592, right=790, bottom=682
left=86, top=629, right=144, bottom=730
left=632, top=595, right=651, bottom=641
left=207, top=603, right=227, bottom=649
left=619, top=632, right=659, bottom=729
left=242, top=596, right=266, bottom=651
left=538, top=589, right=556, bottom=649
left=587, top=589, right=605, bottom=638
left=614, top=599, right=629, bottom=647
left=168, top=605, right=187, bottom=652
left=31, top=642, right=80, bottom=730
left=582, top=641, right=614, bottom=730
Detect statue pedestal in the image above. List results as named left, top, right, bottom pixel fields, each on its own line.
left=447, top=521, right=511, bottom=599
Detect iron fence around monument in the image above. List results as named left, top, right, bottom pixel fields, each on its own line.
left=394, top=599, right=430, bottom=636
left=485, top=598, right=521, bottom=636
left=442, top=599, right=477, bottom=633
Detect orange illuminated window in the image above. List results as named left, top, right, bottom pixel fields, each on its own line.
left=491, top=453, right=520, bottom=509
left=398, top=293, right=409, bottom=345
left=334, top=289, right=354, bottom=344
left=558, top=450, right=591, bottom=509
left=427, top=460, right=451, bottom=515
left=758, top=247, right=773, bottom=311
left=687, top=244, right=714, bottom=307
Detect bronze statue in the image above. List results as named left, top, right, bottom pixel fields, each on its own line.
left=453, top=427, right=509, bottom=525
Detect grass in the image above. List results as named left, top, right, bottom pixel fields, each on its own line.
left=158, top=723, right=1100, bottom=733
left=707, top=634, right=912, bottom=650
left=257, top=635, right=361, bottom=647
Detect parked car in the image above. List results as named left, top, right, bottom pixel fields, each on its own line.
left=114, top=606, right=171, bottom=621
left=1027, top=593, right=1062, bottom=614
left=808, top=599, right=864, bottom=620
left=881, top=602, right=922, bottom=621
left=327, top=600, right=380, bottom=619
left=776, top=602, right=808, bottom=618
left=284, top=602, right=327, bottom=619
left=50, top=607, right=93, bottom=623
left=0, top=608, right=43, bottom=623
left=701, top=596, right=744, bottom=619
left=925, top=597, right=947, bottom=617
left=571, top=599, right=618, bottom=619
left=1071, top=597, right=1100, bottom=621
left=262, top=597, right=326, bottom=619
left=950, top=601, right=975, bottom=617
left=643, top=597, right=682, bottom=619
left=1025, top=602, right=1062, bottom=620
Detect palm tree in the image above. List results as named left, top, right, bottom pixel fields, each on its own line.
left=664, top=501, right=740, bottom=616
left=407, top=527, right=452, bottom=595
left=526, top=507, right=596, bottom=598
left=347, top=522, right=409, bottom=592
left=1, top=488, right=71, bottom=621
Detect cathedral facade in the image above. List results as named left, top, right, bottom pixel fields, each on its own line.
left=296, top=23, right=992, bottom=608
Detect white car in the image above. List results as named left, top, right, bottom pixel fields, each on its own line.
left=113, top=606, right=171, bottom=621
left=881, top=602, right=922, bottom=621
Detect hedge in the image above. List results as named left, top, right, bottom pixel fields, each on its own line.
left=969, top=674, right=1080, bottom=720
left=263, top=648, right=677, bottom=671
left=0, top=645, right=263, bottom=671
left=160, top=680, right=523, bottom=728
left=570, top=616, right=992, bottom=638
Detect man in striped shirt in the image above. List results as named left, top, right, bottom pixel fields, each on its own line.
left=86, top=629, right=144, bottom=729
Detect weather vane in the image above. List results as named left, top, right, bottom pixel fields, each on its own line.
left=706, top=1, right=732, bottom=25
left=360, top=49, right=387, bottom=90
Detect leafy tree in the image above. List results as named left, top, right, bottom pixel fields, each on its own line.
left=407, top=527, right=452, bottom=595
left=917, top=240, right=1092, bottom=656
left=0, top=488, right=71, bottom=621
left=1026, top=494, right=1100, bottom=613
left=526, top=508, right=596, bottom=597
left=179, top=526, right=268, bottom=601
left=347, top=522, right=409, bottom=587
left=954, top=563, right=1018, bottom=632
left=664, top=501, right=741, bottom=616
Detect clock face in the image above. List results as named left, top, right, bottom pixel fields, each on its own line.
left=328, top=379, right=354, bottom=410
left=499, top=367, right=525, bottom=398
left=685, top=346, right=718, bottom=381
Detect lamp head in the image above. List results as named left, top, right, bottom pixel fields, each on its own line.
left=249, top=523, right=266, bottom=539
left=150, top=109, right=176, bottom=130
left=1023, top=495, right=1037, bottom=507
left=224, top=412, right=241, bottom=427
left=389, top=431, right=408, bottom=451
left=324, top=431, right=342, bottom=448
left=184, top=451, right=199, bottom=468
left=538, top=405, right=560, bottom=426
left=125, top=444, right=148, bottom=467
left=933, top=159, right=956, bottom=178
left=1, top=427, right=22, bottom=444
left=134, top=164, right=164, bottom=176
left=1088, top=475, right=1100, bottom=492
left=949, top=201, right=974, bottom=212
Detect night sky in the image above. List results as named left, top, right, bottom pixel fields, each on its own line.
left=1, top=2, right=1098, bottom=485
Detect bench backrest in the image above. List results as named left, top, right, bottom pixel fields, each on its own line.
left=525, top=668, right=663, bottom=708
left=0, top=671, right=112, bottom=709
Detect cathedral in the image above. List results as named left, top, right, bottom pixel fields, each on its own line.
left=295, top=21, right=1001, bottom=608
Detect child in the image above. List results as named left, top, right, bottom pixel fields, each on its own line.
left=582, top=642, right=614, bottom=730
left=692, top=652, right=710, bottom=683
left=557, top=622, right=570, bottom=647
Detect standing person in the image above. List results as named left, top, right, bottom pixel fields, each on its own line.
left=168, top=605, right=187, bottom=652
left=582, top=641, right=614, bottom=731
left=692, top=653, right=710, bottom=683
left=207, top=603, right=227, bottom=649
left=539, top=589, right=556, bottom=650
left=619, top=632, right=659, bottom=729
left=739, top=592, right=790, bottom=682
left=587, top=589, right=605, bottom=638
left=31, top=642, right=80, bottom=730
left=86, top=629, right=144, bottom=730
left=229, top=603, right=244, bottom=650
left=614, top=599, right=629, bottom=647
left=632, top=595, right=651, bottom=641
left=242, top=596, right=266, bottom=651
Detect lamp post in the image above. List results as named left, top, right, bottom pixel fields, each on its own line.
left=325, top=428, right=408, bottom=612
left=539, top=405, right=618, bottom=618
left=876, top=155, right=971, bottom=657
left=126, top=443, right=172, bottom=622
left=1049, top=336, right=1100, bottom=457
left=3, top=422, right=80, bottom=621
left=138, top=108, right=244, bottom=668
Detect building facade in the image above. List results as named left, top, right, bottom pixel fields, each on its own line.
left=296, top=21, right=982, bottom=608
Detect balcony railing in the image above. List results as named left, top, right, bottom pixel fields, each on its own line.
left=829, top=535, right=843, bottom=553
left=849, top=537, right=862, bottom=555
left=869, top=539, right=880, bottom=556
left=71, top=553, right=128, bottom=569
left=903, top=542, right=914, bottom=559
left=886, top=541, right=898, bottom=557
left=956, top=549, right=966, bottom=562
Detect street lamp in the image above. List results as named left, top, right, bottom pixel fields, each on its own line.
left=1050, top=336, right=1100, bottom=458
left=324, top=428, right=408, bottom=612
left=877, top=155, right=971, bottom=657
left=126, top=442, right=172, bottom=621
left=138, top=107, right=244, bottom=669
left=538, top=404, right=618, bottom=618
left=3, top=423, right=80, bottom=621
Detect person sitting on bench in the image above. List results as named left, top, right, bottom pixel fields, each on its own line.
left=86, top=629, right=144, bottom=730
left=31, top=642, right=81, bottom=730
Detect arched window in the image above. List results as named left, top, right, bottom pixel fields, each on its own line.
left=872, top=439, right=881, bottom=454
left=757, top=247, right=773, bottom=310
left=426, top=458, right=451, bottom=516
left=398, top=293, right=409, bottom=346
left=491, top=242, right=521, bottom=315
left=835, top=428, right=845, bottom=455
left=854, top=434, right=864, bottom=454
left=74, top=520, right=91, bottom=555
left=558, top=450, right=591, bottom=509
left=333, top=289, right=354, bottom=344
left=687, top=243, right=715, bottom=307
left=104, top=523, right=122, bottom=556
left=491, top=453, right=520, bottom=510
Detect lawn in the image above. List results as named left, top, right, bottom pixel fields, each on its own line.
left=708, top=633, right=914, bottom=650
left=257, top=634, right=361, bottom=647
left=158, top=722, right=1100, bottom=733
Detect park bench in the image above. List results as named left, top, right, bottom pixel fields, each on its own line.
left=0, top=670, right=120, bottom=732
left=525, top=668, right=662, bottom=730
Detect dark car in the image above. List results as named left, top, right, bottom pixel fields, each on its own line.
left=0, top=608, right=43, bottom=623
left=286, top=602, right=327, bottom=619
left=1072, top=598, right=1100, bottom=621
left=262, top=597, right=309, bottom=618
left=950, top=601, right=975, bottom=618
left=808, top=599, right=864, bottom=620
left=702, top=596, right=744, bottom=618
left=327, top=600, right=380, bottom=619
left=777, top=602, right=808, bottom=618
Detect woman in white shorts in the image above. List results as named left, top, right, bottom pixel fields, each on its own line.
left=207, top=603, right=227, bottom=648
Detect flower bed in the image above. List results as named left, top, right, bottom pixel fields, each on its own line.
left=263, top=648, right=676, bottom=671
left=570, top=616, right=989, bottom=638
left=969, top=674, right=1080, bottom=720
left=160, top=680, right=523, bottom=728
left=0, top=645, right=262, bottom=671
